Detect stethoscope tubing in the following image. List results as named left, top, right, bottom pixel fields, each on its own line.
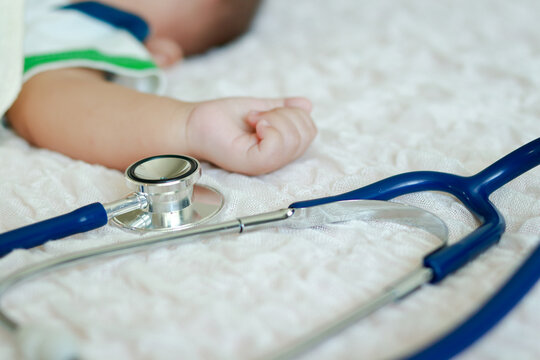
left=405, top=239, right=540, bottom=360
left=265, top=138, right=539, bottom=359
left=0, top=203, right=108, bottom=257
left=292, top=137, right=540, bottom=283
left=0, top=195, right=145, bottom=257
left=0, top=202, right=445, bottom=331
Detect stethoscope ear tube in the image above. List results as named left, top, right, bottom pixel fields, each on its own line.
left=0, top=203, right=108, bottom=257
left=293, top=138, right=540, bottom=284
left=405, top=239, right=540, bottom=360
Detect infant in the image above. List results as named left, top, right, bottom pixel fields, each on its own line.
left=6, top=0, right=316, bottom=175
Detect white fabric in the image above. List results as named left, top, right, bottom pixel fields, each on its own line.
left=0, top=0, right=23, bottom=116
left=0, top=0, right=539, bottom=359
left=23, top=0, right=163, bottom=95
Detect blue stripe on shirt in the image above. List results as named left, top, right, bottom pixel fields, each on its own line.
left=60, top=1, right=150, bottom=42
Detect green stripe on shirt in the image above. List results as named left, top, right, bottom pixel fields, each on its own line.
left=24, top=49, right=157, bottom=73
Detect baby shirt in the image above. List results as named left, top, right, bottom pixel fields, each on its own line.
left=2, top=0, right=166, bottom=125
left=23, top=0, right=164, bottom=94
left=0, top=1, right=24, bottom=117
left=1, top=0, right=164, bottom=118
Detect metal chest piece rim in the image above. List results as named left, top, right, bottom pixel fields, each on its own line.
left=110, top=155, right=224, bottom=233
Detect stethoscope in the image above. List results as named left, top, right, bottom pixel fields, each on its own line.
left=0, top=138, right=539, bottom=360
left=0, top=154, right=226, bottom=256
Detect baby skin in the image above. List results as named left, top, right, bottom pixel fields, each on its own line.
left=8, top=68, right=316, bottom=175
left=8, top=0, right=316, bottom=175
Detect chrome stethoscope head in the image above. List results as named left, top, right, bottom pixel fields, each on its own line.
left=110, top=155, right=224, bottom=232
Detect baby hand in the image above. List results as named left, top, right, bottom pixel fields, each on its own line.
left=185, top=97, right=317, bottom=175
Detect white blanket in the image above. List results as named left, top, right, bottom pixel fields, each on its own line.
left=1, top=0, right=539, bottom=359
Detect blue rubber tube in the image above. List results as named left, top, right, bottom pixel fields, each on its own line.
left=404, top=239, right=540, bottom=360
left=291, top=138, right=540, bottom=283
left=290, top=138, right=540, bottom=359
left=0, top=203, right=108, bottom=257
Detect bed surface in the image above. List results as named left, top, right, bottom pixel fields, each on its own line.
left=1, top=0, right=539, bottom=359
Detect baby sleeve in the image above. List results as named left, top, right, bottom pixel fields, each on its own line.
left=0, top=0, right=24, bottom=117
left=23, top=0, right=165, bottom=94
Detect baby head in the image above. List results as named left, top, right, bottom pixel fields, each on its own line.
left=94, top=0, right=262, bottom=64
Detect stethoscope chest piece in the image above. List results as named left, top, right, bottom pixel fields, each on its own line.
left=111, top=155, right=224, bottom=232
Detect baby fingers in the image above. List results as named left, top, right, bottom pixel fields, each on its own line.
left=247, top=107, right=317, bottom=174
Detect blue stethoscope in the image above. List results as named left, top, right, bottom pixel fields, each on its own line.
left=0, top=138, right=538, bottom=360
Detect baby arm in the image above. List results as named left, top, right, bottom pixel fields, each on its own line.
left=7, top=68, right=194, bottom=170
left=7, top=68, right=316, bottom=175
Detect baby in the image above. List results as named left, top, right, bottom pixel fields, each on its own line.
left=6, top=0, right=316, bottom=175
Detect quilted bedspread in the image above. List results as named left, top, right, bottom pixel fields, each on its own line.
left=0, top=0, right=539, bottom=359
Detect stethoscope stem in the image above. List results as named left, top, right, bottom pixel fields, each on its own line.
left=0, top=201, right=447, bottom=349
left=0, top=209, right=295, bottom=335
left=102, top=194, right=147, bottom=219
left=0, top=222, right=241, bottom=340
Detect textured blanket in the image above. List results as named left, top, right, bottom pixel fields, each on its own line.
left=1, top=0, right=539, bottom=359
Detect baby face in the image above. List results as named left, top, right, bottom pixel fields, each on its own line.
left=83, top=0, right=255, bottom=55
left=134, top=0, right=228, bottom=55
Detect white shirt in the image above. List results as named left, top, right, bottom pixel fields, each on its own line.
left=1, top=0, right=164, bottom=118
